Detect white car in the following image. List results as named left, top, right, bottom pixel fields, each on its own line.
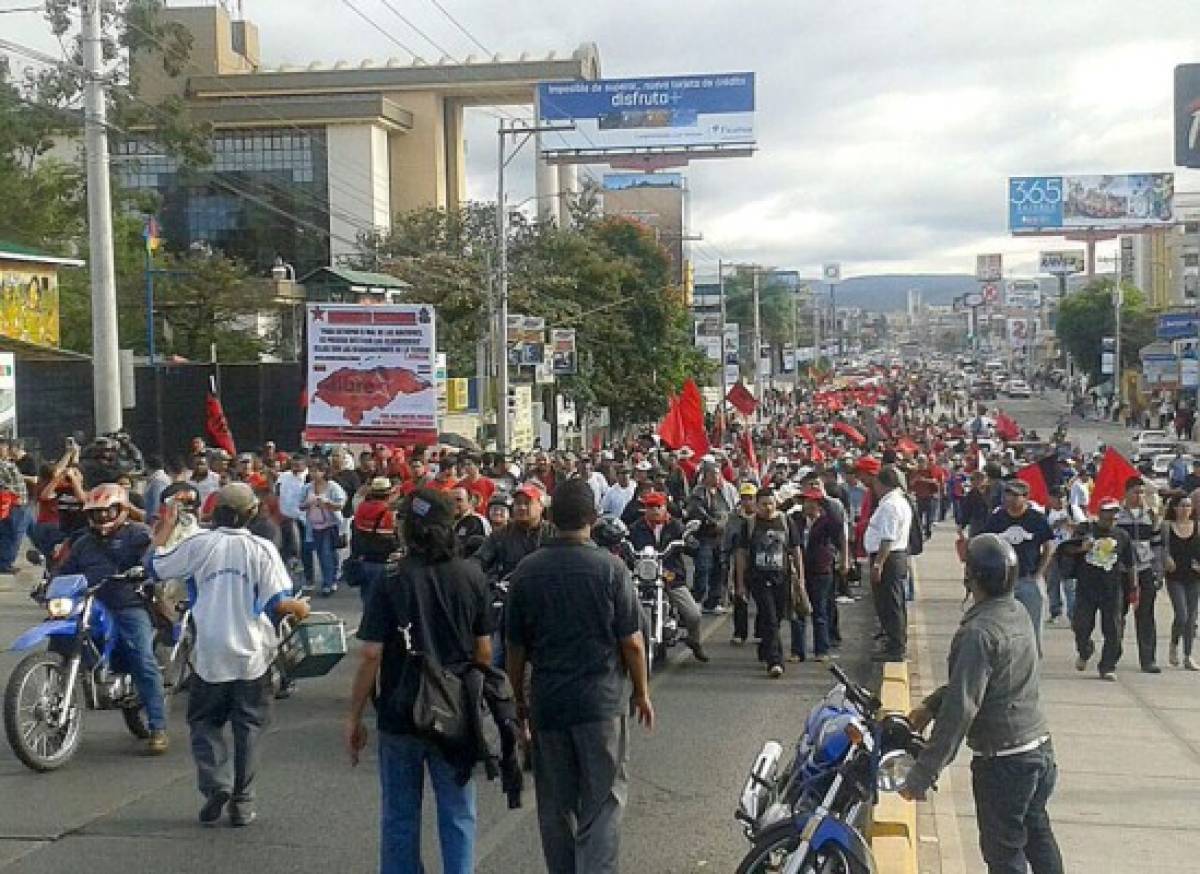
left=1006, top=379, right=1031, bottom=398
left=1150, top=452, right=1194, bottom=491
left=1134, top=431, right=1183, bottom=464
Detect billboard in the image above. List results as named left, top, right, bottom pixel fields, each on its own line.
left=1144, top=352, right=1180, bottom=388
left=603, top=173, right=685, bottom=284
left=1157, top=311, right=1200, bottom=340
left=1007, top=318, right=1035, bottom=348
left=550, top=328, right=577, bottom=376
left=1039, top=250, right=1085, bottom=275
left=603, top=173, right=683, bottom=190
left=0, top=266, right=60, bottom=347
left=537, top=73, right=754, bottom=160
left=1175, top=64, right=1200, bottom=168
left=305, top=304, right=437, bottom=445
left=507, top=315, right=545, bottom=366
left=1009, top=174, right=1174, bottom=232
left=1005, top=280, right=1042, bottom=309
left=976, top=254, right=1003, bottom=282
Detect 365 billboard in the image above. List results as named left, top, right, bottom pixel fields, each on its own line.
left=1008, top=174, right=1174, bottom=232
left=537, top=73, right=755, bottom=160
left=1175, top=64, right=1200, bottom=168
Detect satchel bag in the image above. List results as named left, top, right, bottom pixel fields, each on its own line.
left=389, top=564, right=471, bottom=752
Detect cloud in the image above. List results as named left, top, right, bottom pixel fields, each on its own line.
left=6, top=0, right=1200, bottom=277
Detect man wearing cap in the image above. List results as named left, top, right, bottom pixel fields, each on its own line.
left=790, top=487, right=846, bottom=662
left=736, top=487, right=805, bottom=677
left=981, top=479, right=1056, bottom=657
left=150, top=483, right=311, bottom=826
left=1063, top=498, right=1135, bottom=679
left=628, top=492, right=709, bottom=663
left=686, top=464, right=739, bottom=612
left=864, top=465, right=914, bottom=662
left=1115, top=476, right=1164, bottom=673
left=348, top=477, right=398, bottom=607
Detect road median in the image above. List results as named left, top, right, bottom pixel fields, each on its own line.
left=871, top=660, right=918, bottom=874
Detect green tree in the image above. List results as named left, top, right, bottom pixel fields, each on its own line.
left=1055, top=279, right=1155, bottom=382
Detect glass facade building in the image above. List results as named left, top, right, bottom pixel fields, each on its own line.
left=114, top=127, right=332, bottom=275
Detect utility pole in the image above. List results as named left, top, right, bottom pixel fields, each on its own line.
left=1113, top=285, right=1124, bottom=413
left=751, top=267, right=762, bottom=422
left=83, top=0, right=121, bottom=432
left=790, top=287, right=799, bottom=400
left=494, top=118, right=574, bottom=455
left=718, top=259, right=728, bottom=423
left=812, top=286, right=821, bottom=375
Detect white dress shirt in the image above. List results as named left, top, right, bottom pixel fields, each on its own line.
left=864, top=489, right=913, bottom=555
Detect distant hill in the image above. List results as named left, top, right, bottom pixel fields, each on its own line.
left=823, top=274, right=977, bottom=311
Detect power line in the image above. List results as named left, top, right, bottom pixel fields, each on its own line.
left=377, top=0, right=459, bottom=60
left=338, top=0, right=422, bottom=61
left=426, top=0, right=492, bottom=56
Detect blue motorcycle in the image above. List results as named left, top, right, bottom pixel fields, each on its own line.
left=733, top=664, right=925, bottom=874
left=3, top=562, right=180, bottom=772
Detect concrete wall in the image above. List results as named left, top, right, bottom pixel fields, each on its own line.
left=325, top=124, right=393, bottom=262
left=387, top=92, right=448, bottom=214
left=132, top=6, right=257, bottom=103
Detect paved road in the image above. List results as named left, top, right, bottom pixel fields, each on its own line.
left=0, top=563, right=877, bottom=873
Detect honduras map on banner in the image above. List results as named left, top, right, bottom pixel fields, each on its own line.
left=537, top=73, right=755, bottom=155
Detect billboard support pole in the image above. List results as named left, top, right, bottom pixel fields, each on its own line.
left=1114, top=286, right=1123, bottom=413
left=1087, top=236, right=1097, bottom=280
left=791, top=286, right=799, bottom=401
left=752, top=268, right=763, bottom=424
left=718, top=259, right=728, bottom=428
left=495, top=119, right=510, bottom=455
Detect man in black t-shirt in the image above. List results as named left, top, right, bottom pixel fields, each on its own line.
left=505, top=479, right=652, bottom=874
left=981, top=480, right=1055, bottom=656
left=736, top=488, right=805, bottom=678
left=1063, top=499, right=1135, bottom=679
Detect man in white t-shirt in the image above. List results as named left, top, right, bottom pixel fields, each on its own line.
left=150, top=483, right=310, bottom=828
left=864, top=465, right=914, bottom=662
left=274, top=454, right=308, bottom=569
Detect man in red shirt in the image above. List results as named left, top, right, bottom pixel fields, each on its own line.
left=460, top=454, right=495, bottom=507
left=911, top=454, right=943, bottom=540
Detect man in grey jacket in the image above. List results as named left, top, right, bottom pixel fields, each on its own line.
left=901, top=533, right=1063, bottom=874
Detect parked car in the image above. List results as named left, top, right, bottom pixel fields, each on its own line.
left=1149, top=452, right=1195, bottom=492
left=1133, top=430, right=1183, bottom=464
left=1006, top=379, right=1032, bottom=398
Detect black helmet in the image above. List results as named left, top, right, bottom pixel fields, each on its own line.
left=965, top=533, right=1017, bottom=597
left=593, top=514, right=629, bottom=548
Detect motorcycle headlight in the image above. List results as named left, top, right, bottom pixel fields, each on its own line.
left=635, top=558, right=659, bottom=581
left=877, top=750, right=917, bottom=793
left=47, top=597, right=75, bottom=619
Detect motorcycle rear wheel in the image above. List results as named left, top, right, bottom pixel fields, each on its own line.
left=3, top=651, right=85, bottom=772
left=734, top=820, right=861, bottom=874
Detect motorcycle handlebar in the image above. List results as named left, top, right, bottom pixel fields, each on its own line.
left=829, top=663, right=883, bottom=714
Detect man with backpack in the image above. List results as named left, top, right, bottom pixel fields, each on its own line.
left=864, top=465, right=915, bottom=662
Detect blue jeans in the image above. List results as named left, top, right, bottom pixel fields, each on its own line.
left=1015, top=576, right=1045, bottom=658
left=692, top=539, right=722, bottom=606
left=0, top=502, right=30, bottom=569
left=28, top=521, right=66, bottom=560
left=379, top=731, right=476, bottom=874
left=112, top=607, right=167, bottom=731
left=971, top=742, right=1063, bottom=874
left=793, top=573, right=835, bottom=658
left=1046, top=559, right=1075, bottom=620
left=301, top=526, right=339, bottom=592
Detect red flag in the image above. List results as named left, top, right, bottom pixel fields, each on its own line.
left=205, top=391, right=237, bottom=456
left=896, top=437, right=920, bottom=456
left=833, top=421, right=866, bottom=446
left=810, top=444, right=826, bottom=463
left=796, top=424, right=818, bottom=445
left=1016, top=463, right=1051, bottom=507
left=727, top=381, right=757, bottom=417
left=658, top=379, right=711, bottom=457
left=740, top=429, right=759, bottom=474
left=995, top=412, right=1020, bottom=442
left=1088, top=448, right=1139, bottom=515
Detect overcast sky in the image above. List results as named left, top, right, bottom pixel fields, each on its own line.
left=7, top=0, right=1200, bottom=280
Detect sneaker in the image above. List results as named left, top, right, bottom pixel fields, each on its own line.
left=1186, top=656, right=1200, bottom=672
left=1099, top=670, right=1117, bottom=681
left=1142, top=664, right=1163, bottom=675
left=835, top=595, right=855, bottom=605
left=146, top=730, right=169, bottom=756
left=1075, top=654, right=1088, bottom=672
left=687, top=641, right=710, bottom=663
left=815, top=653, right=833, bottom=663
left=730, top=636, right=745, bottom=647
left=787, top=654, right=805, bottom=664
left=229, top=806, right=256, bottom=828
left=1170, top=643, right=1181, bottom=667
left=768, top=664, right=784, bottom=679
left=199, top=790, right=230, bottom=827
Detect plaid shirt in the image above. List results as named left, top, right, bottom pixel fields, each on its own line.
left=0, top=461, right=28, bottom=503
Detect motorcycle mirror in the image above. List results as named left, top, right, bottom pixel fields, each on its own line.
left=26, top=549, right=44, bottom=566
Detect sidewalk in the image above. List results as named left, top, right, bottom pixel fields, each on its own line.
left=909, top=523, right=1200, bottom=873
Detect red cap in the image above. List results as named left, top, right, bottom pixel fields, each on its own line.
left=801, top=488, right=825, bottom=502
left=641, top=492, right=668, bottom=508
left=854, top=456, right=882, bottom=475
left=515, top=483, right=544, bottom=501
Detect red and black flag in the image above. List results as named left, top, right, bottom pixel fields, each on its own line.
left=1015, top=454, right=1061, bottom=507
left=205, top=375, right=237, bottom=456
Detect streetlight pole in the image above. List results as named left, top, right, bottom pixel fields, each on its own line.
left=752, top=267, right=762, bottom=422
left=791, top=286, right=799, bottom=400
left=83, top=0, right=121, bottom=432
left=493, top=118, right=574, bottom=455
left=1113, top=285, right=1124, bottom=413
left=718, top=259, right=728, bottom=426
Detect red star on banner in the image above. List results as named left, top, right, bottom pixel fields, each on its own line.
left=311, top=307, right=325, bottom=321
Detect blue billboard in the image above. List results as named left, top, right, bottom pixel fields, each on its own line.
left=1009, top=174, right=1174, bottom=233
left=602, top=173, right=683, bottom=191
left=1157, top=311, right=1200, bottom=340
left=537, top=73, right=755, bottom=158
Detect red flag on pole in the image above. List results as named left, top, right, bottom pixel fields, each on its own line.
left=995, top=412, right=1021, bottom=442
left=740, top=428, right=759, bottom=475
left=205, top=376, right=237, bottom=456
left=796, top=424, right=818, bottom=445
left=727, top=381, right=757, bottom=417
left=1088, top=448, right=1139, bottom=515
left=658, top=379, right=711, bottom=457
left=1016, top=463, right=1051, bottom=507
left=833, top=421, right=866, bottom=446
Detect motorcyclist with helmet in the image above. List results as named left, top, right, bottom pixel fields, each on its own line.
left=57, top=483, right=166, bottom=754
left=900, top=533, right=1062, bottom=874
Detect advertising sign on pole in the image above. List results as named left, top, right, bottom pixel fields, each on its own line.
left=1174, top=64, right=1200, bottom=168
left=1009, top=173, right=1174, bottom=232
left=1039, top=250, right=1086, bottom=275
left=305, top=304, right=437, bottom=445
left=724, top=323, right=739, bottom=364
left=1144, top=353, right=1180, bottom=388
left=822, top=263, right=841, bottom=283
left=1005, top=280, right=1043, bottom=309
left=550, top=328, right=577, bottom=376
left=507, top=315, right=545, bottom=366
left=976, top=254, right=1003, bottom=282
left=781, top=346, right=796, bottom=374
left=981, top=283, right=1000, bottom=305
left=695, top=335, right=722, bottom=361
left=0, top=352, right=15, bottom=439
left=1101, top=337, right=1116, bottom=375
left=1007, top=318, right=1033, bottom=348
left=536, top=73, right=755, bottom=161
left=1182, top=357, right=1199, bottom=388
left=1157, top=311, right=1200, bottom=340
left=724, top=363, right=740, bottom=386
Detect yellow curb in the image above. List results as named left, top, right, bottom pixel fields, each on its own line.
left=871, top=660, right=918, bottom=874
